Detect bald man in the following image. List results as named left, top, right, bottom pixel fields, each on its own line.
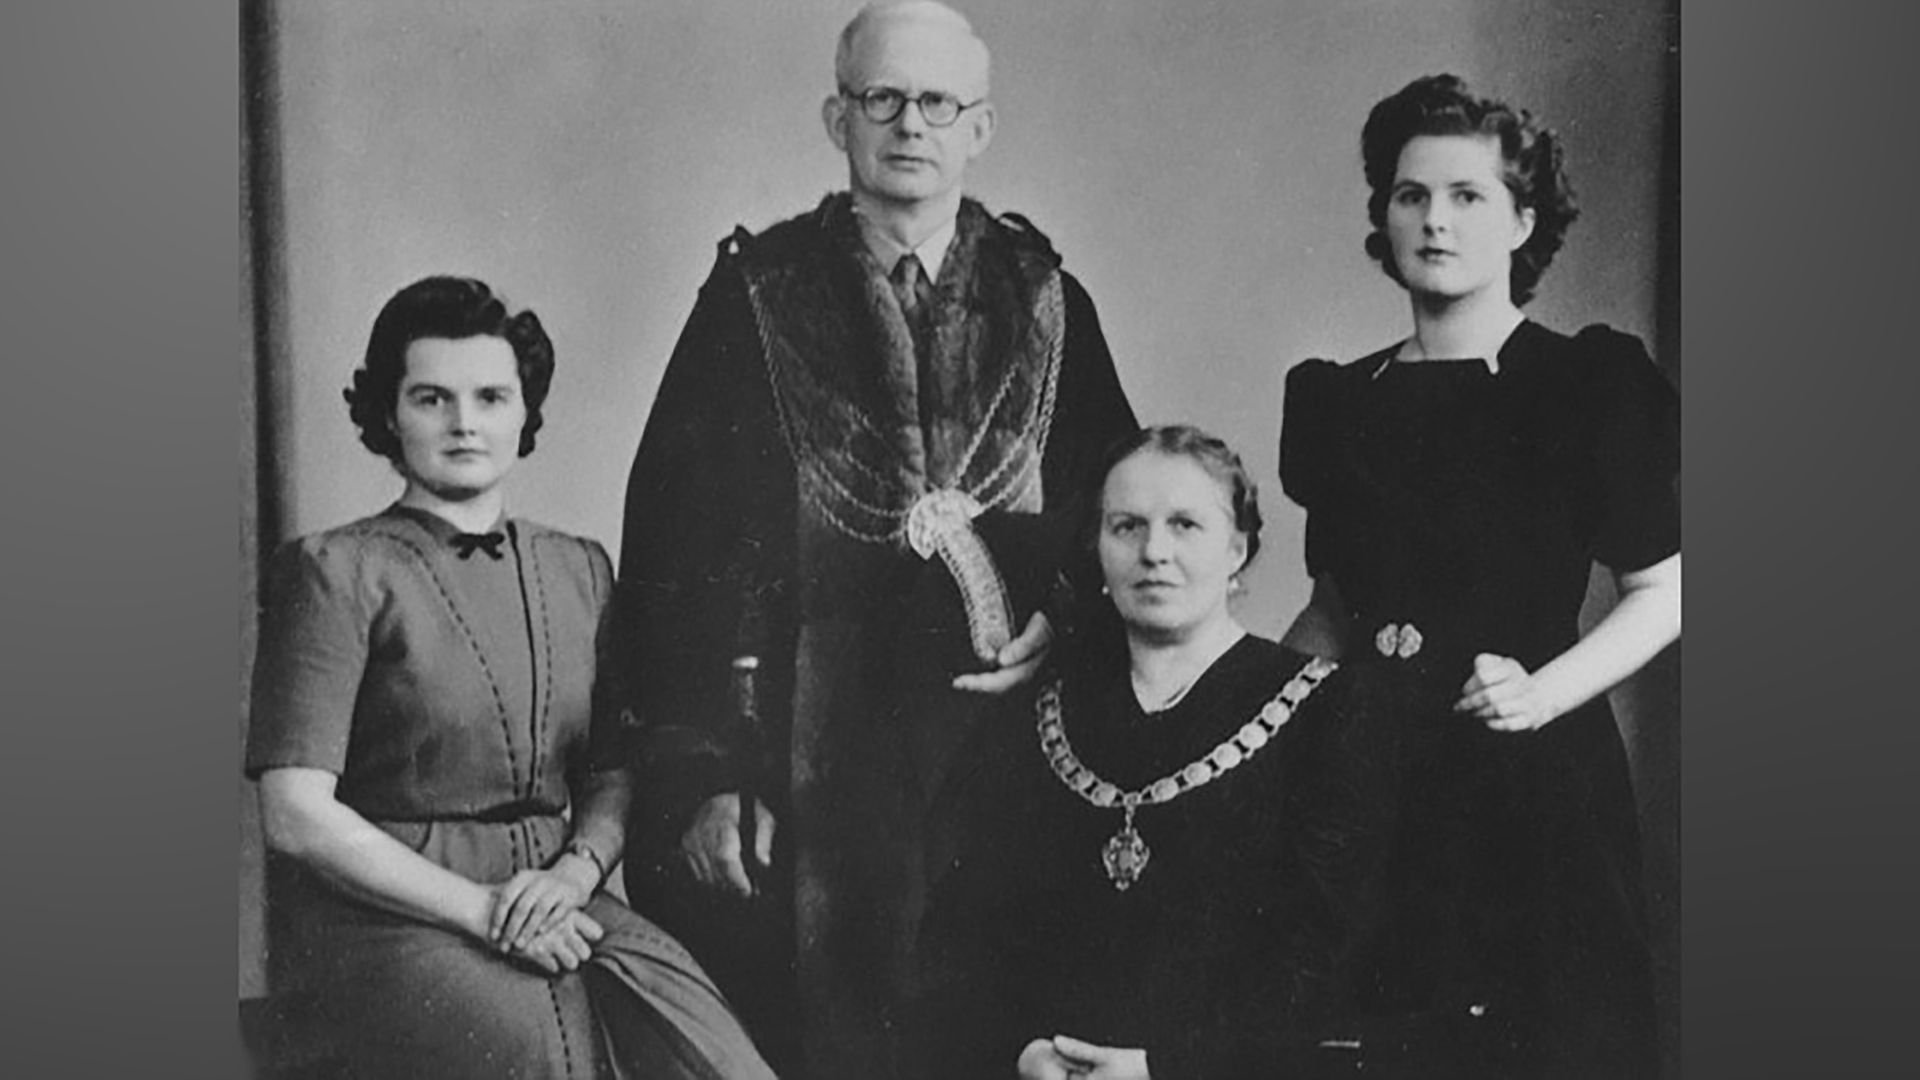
left=610, top=3, right=1136, bottom=1076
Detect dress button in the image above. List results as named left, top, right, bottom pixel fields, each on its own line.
left=1374, top=623, right=1401, bottom=657
left=1374, top=622, right=1424, bottom=659
left=1396, top=622, right=1423, bottom=659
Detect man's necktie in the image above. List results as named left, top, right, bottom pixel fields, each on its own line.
left=450, top=531, right=507, bottom=560
left=891, top=254, right=936, bottom=348
left=892, top=254, right=939, bottom=440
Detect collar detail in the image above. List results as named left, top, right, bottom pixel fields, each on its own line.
left=450, top=531, right=507, bottom=560
left=385, top=504, right=513, bottom=557
left=734, top=193, right=1067, bottom=548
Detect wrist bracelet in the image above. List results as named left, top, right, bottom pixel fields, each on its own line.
left=563, top=840, right=609, bottom=889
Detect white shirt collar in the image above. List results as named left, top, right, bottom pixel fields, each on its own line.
left=859, top=216, right=957, bottom=284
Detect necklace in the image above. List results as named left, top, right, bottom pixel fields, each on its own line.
left=1035, top=656, right=1337, bottom=891
left=1130, top=627, right=1248, bottom=713
left=1130, top=671, right=1198, bottom=712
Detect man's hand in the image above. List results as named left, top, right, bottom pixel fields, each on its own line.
left=679, top=792, right=776, bottom=898
left=952, top=610, right=1054, bottom=694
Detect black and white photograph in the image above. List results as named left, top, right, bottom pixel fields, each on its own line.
left=238, top=2, right=1681, bottom=1076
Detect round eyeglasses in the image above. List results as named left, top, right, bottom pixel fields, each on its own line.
left=840, top=85, right=984, bottom=128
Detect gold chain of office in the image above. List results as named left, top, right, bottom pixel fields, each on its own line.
left=1035, top=655, right=1337, bottom=890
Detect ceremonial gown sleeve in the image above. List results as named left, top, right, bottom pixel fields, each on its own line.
left=612, top=244, right=798, bottom=839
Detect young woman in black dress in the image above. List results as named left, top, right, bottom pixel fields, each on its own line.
left=1279, top=75, right=1682, bottom=1077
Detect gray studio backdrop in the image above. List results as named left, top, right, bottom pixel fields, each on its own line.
left=242, top=0, right=1678, bottom=1056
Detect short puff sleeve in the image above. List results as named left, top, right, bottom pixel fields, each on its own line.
left=1279, top=358, right=1349, bottom=578
left=1574, top=325, right=1681, bottom=572
left=245, top=537, right=372, bottom=778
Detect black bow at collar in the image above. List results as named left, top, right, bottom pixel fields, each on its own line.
left=450, top=531, right=507, bottom=560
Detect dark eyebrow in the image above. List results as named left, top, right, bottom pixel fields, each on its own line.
left=1393, top=178, right=1490, bottom=193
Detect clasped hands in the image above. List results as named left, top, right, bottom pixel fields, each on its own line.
left=486, top=851, right=604, bottom=975
left=1455, top=652, right=1563, bottom=732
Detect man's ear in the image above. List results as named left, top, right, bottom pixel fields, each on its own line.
left=823, top=95, right=849, bottom=153
left=964, top=101, right=996, bottom=161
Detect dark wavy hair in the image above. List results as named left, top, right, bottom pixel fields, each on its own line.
left=1092, top=424, right=1264, bottom=569
left=343, top=275, right=555, bottom=461
left=1360, top=73, right=1579, bottom=306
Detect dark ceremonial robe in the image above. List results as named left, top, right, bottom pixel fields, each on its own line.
left=613, top=193, right=1137, bottom=1079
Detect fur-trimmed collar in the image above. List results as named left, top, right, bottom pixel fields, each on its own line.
left=735, top=193, right=1067, bottom=546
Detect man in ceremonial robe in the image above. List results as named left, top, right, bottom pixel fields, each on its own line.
left=611, top=4, right=1137, bottom=1076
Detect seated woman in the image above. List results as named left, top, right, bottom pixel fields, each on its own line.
left=913, top=425, right=1403, bottom=1080
left=246, top=276, right=776, bottom=1079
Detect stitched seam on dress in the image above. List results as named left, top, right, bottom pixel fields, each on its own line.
left=545, top=981, right=579, bottom=1078
left=538, top=544, right=554, bottom=797
left=513, top=529, right=548, bottom=802
left=382, top=530, right=522, bottom=791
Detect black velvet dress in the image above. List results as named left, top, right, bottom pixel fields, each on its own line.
left=913, top=635, right=1404, bottom=1080
left=1279, top=320, right=1681, bottom=1078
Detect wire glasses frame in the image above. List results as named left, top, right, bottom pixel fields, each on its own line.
left=839, top=85, right=985, bottom=127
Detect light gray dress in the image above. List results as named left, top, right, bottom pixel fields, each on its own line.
left=247, top=505, right=776, bottom=1080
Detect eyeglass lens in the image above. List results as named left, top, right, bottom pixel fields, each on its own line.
left=857, top=88, right=964, bottom=126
